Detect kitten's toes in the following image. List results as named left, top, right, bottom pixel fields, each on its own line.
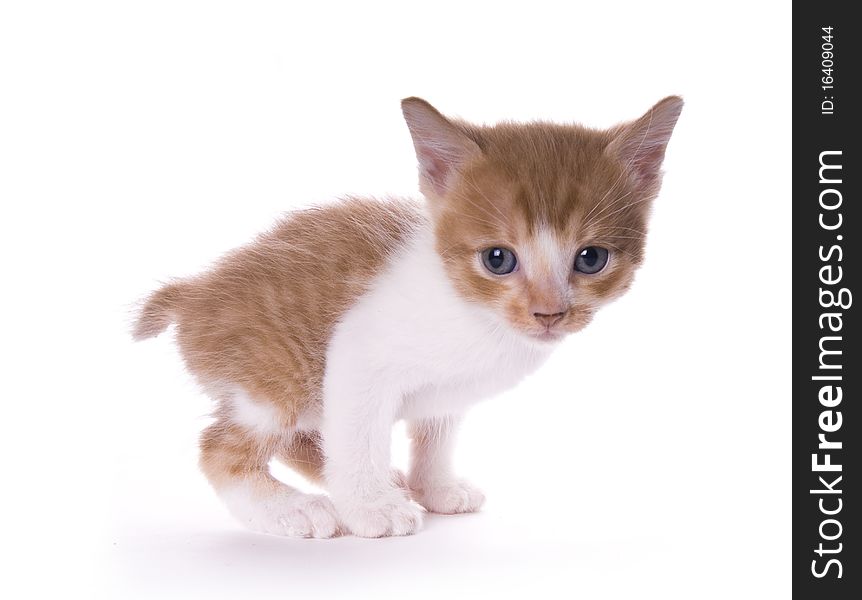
left=337, top=490, right=424, bottom=538
left=226, top=490, right=340, bottom=538
left=272, top=494, right=340, bottom=538
left=297, top=495, right=341, bottom=538
left=411, top=479, right=486, bottom=514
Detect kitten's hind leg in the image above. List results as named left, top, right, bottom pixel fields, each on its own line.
left=200, top=420, right=340, bottom=538
left=280, top=431, right=326, bottom=484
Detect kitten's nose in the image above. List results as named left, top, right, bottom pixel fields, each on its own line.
left=533, top=311, right=566, bottom=328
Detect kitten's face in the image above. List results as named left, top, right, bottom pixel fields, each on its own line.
left=402, top=97, right=683, bottom=343
left=436, top=157, right=644, bottom=342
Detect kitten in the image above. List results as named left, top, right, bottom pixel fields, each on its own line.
left=134, top=96, right=683, bottom=538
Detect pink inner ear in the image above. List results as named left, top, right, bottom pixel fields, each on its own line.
left=402, top=98, right=482, bottom=198
left=412, top=132, right=480, bottom=197
left=418, top=149, right=452, bottom=196
left=615, top=100, right=683, bottom=184
left=628, top=140, right=670, bottom=183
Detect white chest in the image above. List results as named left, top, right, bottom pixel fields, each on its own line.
left=327, top=223, right=555, bottom=420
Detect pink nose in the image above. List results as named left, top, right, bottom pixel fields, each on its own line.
left=533, top=311, right=566, bottom=328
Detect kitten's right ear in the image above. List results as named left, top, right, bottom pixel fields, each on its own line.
left=401, top=97, right=482, bottom=198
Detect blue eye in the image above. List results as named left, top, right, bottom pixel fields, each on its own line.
left=481, top=247, right=518, bottom=275
left=574, top=246, right=609, bottom=274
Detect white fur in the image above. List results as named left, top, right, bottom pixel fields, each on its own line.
left=219, top=481, right=339, bottom=538
left=228, top=387, right=284, bottom=436
left=527, top=228, right=568, bottom=282
left=321, top=216, right=557, bottom=537
left=520, top=226, right=573, bottom=309
left=294, top=403, right=322, bottom=433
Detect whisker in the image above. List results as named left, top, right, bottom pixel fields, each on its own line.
left=586, top=196, right=655, bottom=230
left=460, top=173, right=509, bottom=225
left=582, top=108, right=655, bottom=229
left=596, top=225, right=648, bottom=236
left=582, top=189, right=635, bottom=229
left=602, top=242, right=636, bottom=259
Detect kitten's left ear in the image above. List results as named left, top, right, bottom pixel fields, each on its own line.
left=607, top=96, right=684, bottom=189
left=401, top=97, right=482, bottom=199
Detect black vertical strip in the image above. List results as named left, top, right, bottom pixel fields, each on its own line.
left=794, top=4, right=860, bottom=597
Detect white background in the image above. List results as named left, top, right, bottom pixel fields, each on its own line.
left=1, top=1, right=791, bottom=598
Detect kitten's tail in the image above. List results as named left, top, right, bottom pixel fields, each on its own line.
left=132, top=283, right=184, bottom=340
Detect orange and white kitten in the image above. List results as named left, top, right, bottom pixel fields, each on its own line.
left=134, top=96, right=683, bottom=538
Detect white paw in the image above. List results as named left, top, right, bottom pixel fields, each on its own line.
left=411, top=479, right=485, bottom=514
left=336, top=490, right=424, bottom=538
left=222, top=487, right=340, bottom=538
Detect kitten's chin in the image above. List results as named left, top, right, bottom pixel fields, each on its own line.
left=526, top=330, right=566, bottom=345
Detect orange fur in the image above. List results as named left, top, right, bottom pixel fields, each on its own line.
left=134, top=96, right=682, bottom=536
left=409, top=95, right=683, bottom=339
left=136, top=198, right=422, bottom=426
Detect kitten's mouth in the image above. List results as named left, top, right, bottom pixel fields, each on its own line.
left=531, top=329, right=564, bottom=343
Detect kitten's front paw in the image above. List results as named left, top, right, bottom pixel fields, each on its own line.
left=336, top=490, right=424, bottom=538
left=411, top=479, right=486, bottom=514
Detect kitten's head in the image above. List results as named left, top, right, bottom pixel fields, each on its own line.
left=402, top=96, right=683, bottom=343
